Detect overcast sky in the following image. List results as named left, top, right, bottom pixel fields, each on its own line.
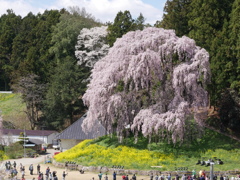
left=0, top=0, right=167, bottom=24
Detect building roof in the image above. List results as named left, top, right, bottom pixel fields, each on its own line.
left=2, top=129, right=57, bottom=136
left=56, top=114, right=107, bottom=140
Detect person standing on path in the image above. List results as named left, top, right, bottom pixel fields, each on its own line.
left=104, top=173, right=108, bottom=180
left=53, top=171, right=58, bottom=180
left=167, top=174, right=171, bottom=180
left=150, top=173, right=153, bottom=180
left=29, top=164, right=34, bottom=175
left=113, top=171, right=117, bottom=180
left=49, top=172, right=53, bottom=180
left=21, top=166, right=25, bottom=177
left=37, top=164, right=41, bottom=174
left=13, top=161, right=17, bottom=168
left=46, top=167, right=50, bottom=175
left=132, top=174, right=137, bottom=180
left=62, top=171, right=67, bottom=180
left=45, top=172, right=49, bottom=180
left=98, top=172, right=103, bottom=180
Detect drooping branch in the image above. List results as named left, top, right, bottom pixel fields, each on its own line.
left=82, top=27, right=211, bottom=143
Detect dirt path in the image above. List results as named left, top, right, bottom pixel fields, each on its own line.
left=0, top=149, right=150, bottom=180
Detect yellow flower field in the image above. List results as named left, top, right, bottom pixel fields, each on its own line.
left=54, top=139, right=173, bottom=170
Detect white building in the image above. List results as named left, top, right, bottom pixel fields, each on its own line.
left=0, top=129, right=59, bottom=146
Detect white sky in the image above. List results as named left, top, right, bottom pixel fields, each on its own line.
left=0, top=0, right=167, bottom=24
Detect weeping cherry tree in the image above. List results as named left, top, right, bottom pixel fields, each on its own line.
left=82, top=27, right=211, bottom=144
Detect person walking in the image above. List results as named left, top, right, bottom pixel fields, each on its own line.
left=13, top=161, right=17, bottom=168
left=62, top=171, right=67, bottom=180
left=176, top=174, right=179, bottom=180
left=113, top=171, right=117, bottom=180
left=38, top=172, right=44, bottom=180
left=37, top=164, right=41, bottom=174
left=45, top=172, right=49, bottom=180
left=12, top=167, right=18, bottom=178
left=21, top=166, right=25, bottom=177
left=168, top=174, right=171, bottom=180
left=98, top=172, right=103, bottom=180
left=104, top=173, right=109, bottom=180
left=46, top=167, right=50, bottom=175
left=49, top=172, right=53, bottom=180
left=29, top=164, right=34, bottom=175
left=150, top=173, right=153, bottom=180
left=132, top=174, right=137, bottom=180
left=53, top=171, right=58, bottom=180
left=21, top=174, right=25, bottom=180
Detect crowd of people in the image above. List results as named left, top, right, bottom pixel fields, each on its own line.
left=96, top=171, right=137, bottom=180
left=4, top=161, right=67, bottom=180
left=4, top=161, right=240, bottom=180
left=148, top=170, right=240, bottom=180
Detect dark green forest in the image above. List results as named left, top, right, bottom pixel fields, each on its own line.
left=0, top=0, right=239, bottom=141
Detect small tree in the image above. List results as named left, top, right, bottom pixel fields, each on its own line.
left=14, top=74, right=46, bottom=130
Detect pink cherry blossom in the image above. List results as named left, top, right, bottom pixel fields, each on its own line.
left=82, top=27, right=211, bottom=143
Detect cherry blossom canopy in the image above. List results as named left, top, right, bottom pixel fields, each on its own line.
left=82, top=27, right=211, bottom=143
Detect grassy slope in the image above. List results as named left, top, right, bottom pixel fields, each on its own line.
left=55, top=131, right=240, bottom=172
left=2, top=93, right=240, bottom=171
left=0, top=93, right=28, bottom=129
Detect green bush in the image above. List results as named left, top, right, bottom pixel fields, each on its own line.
left=4, top=142, right=35, bottom=159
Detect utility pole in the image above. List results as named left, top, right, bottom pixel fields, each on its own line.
left=23, top=127, right=26, bottom=157
left=210, top=163, right=214, bottom=180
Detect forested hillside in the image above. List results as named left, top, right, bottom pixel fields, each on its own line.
left=0, top=7, right=102, bottom=130
left=0, top=0, right=239, bottom=145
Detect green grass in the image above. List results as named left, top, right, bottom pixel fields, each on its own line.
left=0, top=93, right=24, bottom=115
left=0, top=93, right=27, bottom=128
left=55, top=130, right=240, bottom=171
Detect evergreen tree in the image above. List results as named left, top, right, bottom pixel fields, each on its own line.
left=157, top=0, right=192, bottom=37
left=10, top=12, right=39, bottom=84
left=228, top=0, right=240, bottom=91
left=10, top=10, right=61, bottom=85
left=0, top=9, right=21, bottom=90
left=134, top=13, right=146, bottom=30
left=209, top=20, right=230, bottom=105
left=43, top=7, right=100, bottom=130
left=188, top=0, right=234, bottom=51
left=107, top=10, right=135, bottom=47
left=44, top=59, right=90, bottom=129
